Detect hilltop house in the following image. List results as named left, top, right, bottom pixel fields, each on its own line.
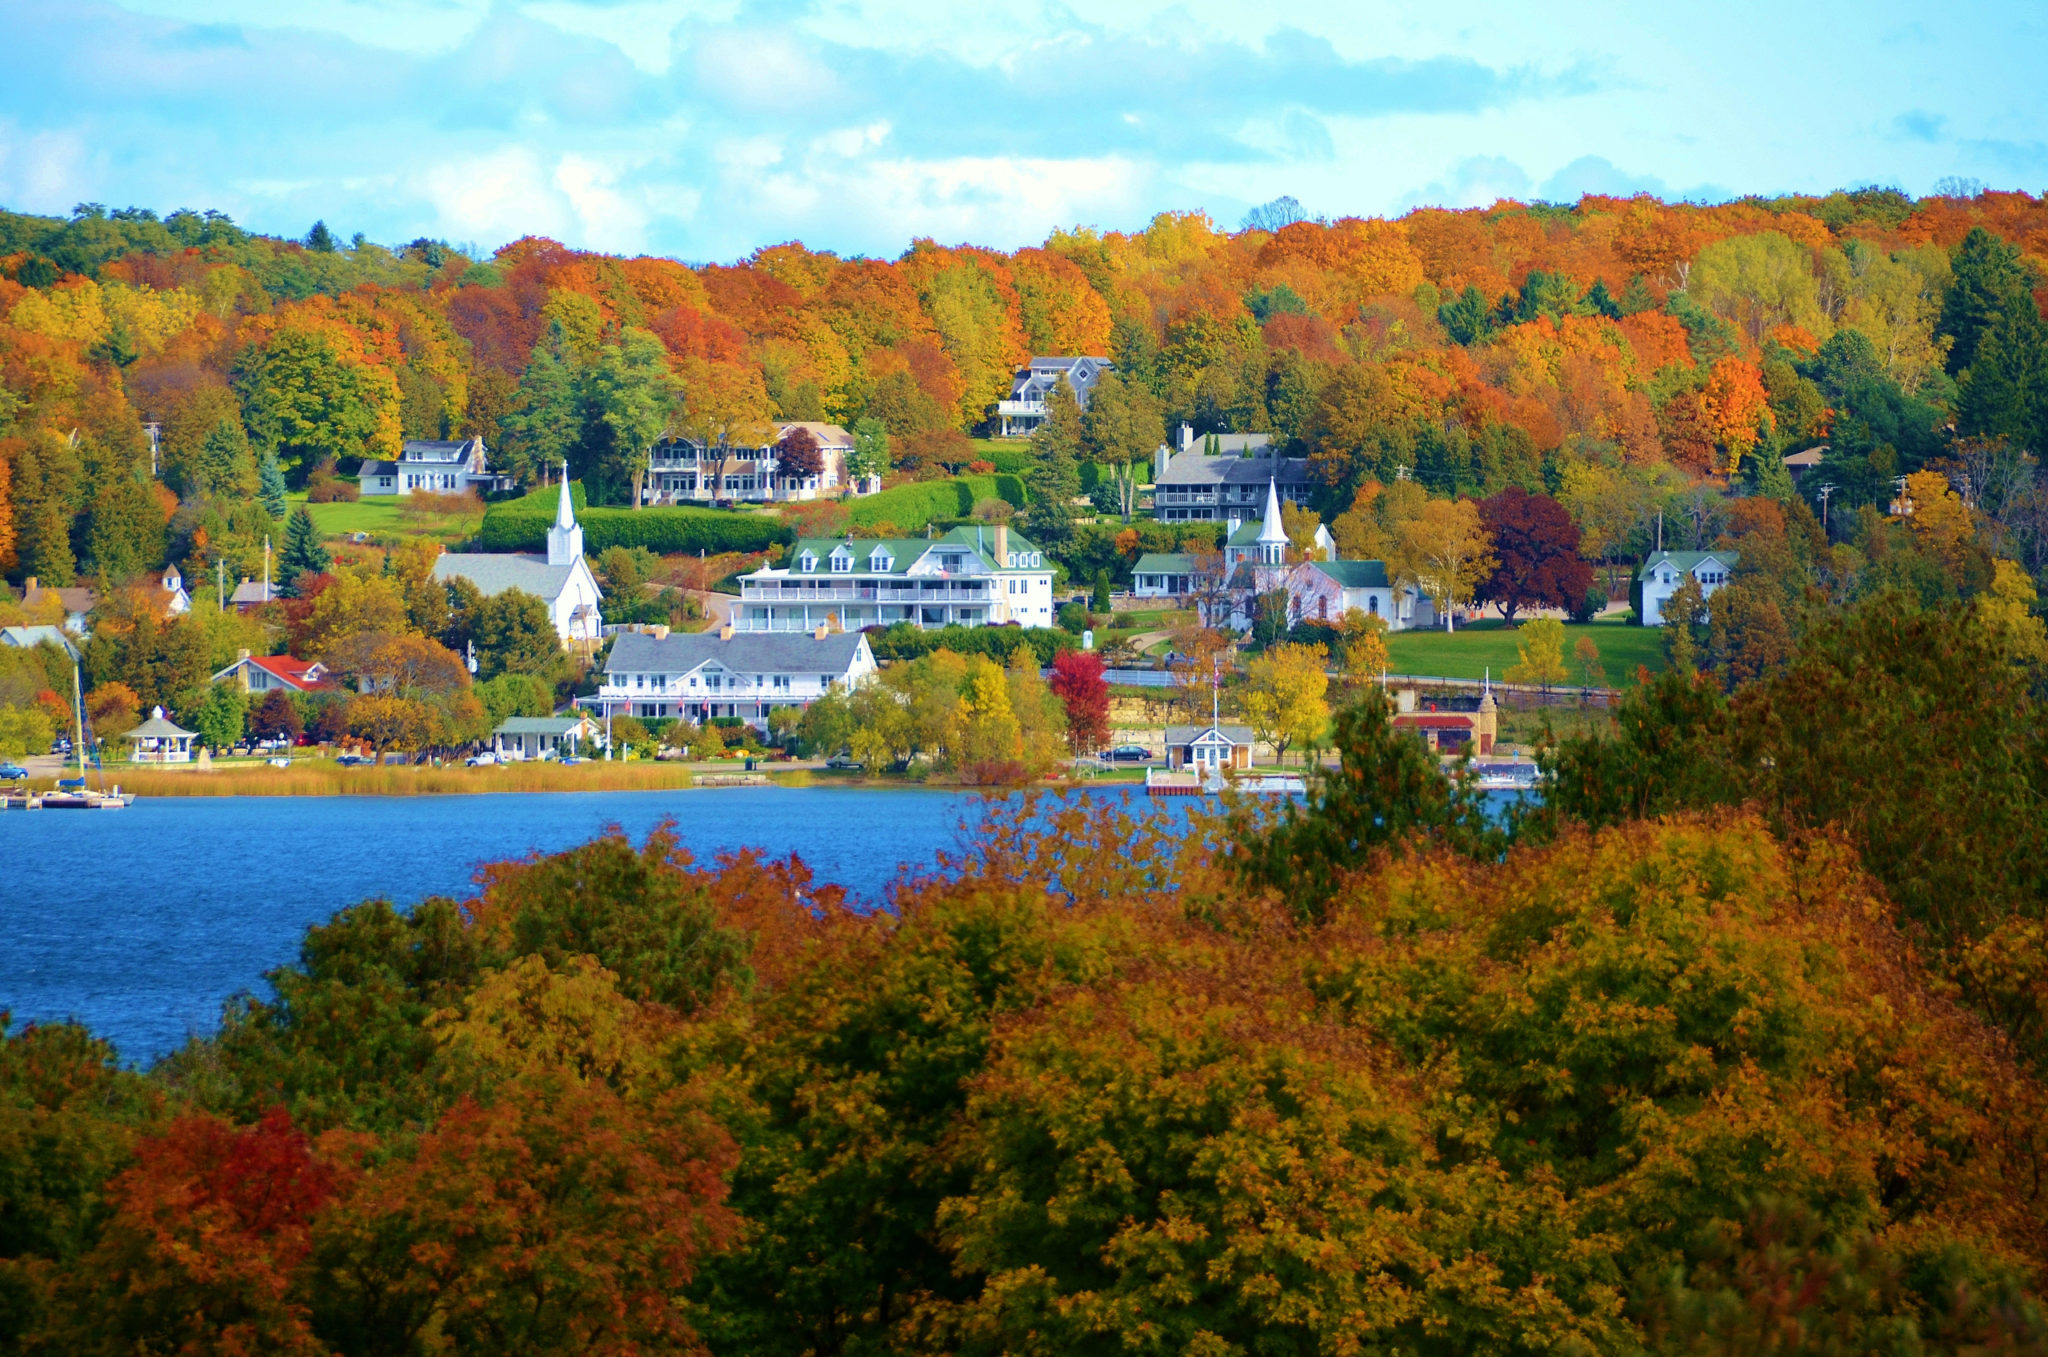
left=430, top=469, right=604, bottom=645
left=358, top=437, right=513, bottom=498
left=736, top=524, right=1056, bottom=632
left=1152, top=425, right=1313, bottom=523
left=1636, top=550, right=1739, bottom=626
left=211, top=651, right=335, bottom=694
left=588, top=626, right=879, bottom=730
left=644, top=422, right=874, bottom=505
left=997, top=357, right=1113, bottom=437
left=1, top=624, right=80, bottom=661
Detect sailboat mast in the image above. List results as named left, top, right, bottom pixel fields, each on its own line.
left=71, top=656, right=86, bottom=779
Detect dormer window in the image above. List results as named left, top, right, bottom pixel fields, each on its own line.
left=830, top=548, right=852, bottom=574
left=798, top=551, right=817, bottom=573
left=869, top=549, right=893, bottom=571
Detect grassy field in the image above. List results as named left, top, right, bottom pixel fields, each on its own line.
left=1383, top=616, right=1666, bottom=687
left=289, top=492, right=485, bottom=544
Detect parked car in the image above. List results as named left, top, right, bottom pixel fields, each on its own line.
left=1103, top=744, right=1152, bottom=763
left=0, top=762, right=27, bottom=780
left=334, top=752, right=374, bottom=767
left=825, top=756, right=862, bottom=770
left=465, top=751, right=499, bottom=767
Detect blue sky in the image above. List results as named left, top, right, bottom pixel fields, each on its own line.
left=1, top=0, right=2043, bottom=262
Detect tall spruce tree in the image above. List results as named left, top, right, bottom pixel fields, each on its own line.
left=276, top=506, right=330, bottom=595
left=1025, top=376, right=1083, bottom=543
left=1940, top=226, right=2035, bottom=376
left=257, top=444, right=288, bottom=519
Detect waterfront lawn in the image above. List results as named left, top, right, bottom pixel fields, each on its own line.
left=1383, top=615, right=1665, bottom=687
left=289, top=492, right=485, bottom=544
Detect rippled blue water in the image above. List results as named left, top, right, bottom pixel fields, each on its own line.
left=2, top=786, right=1139, bottom=1064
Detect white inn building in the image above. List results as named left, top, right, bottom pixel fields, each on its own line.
left=735, top=524, right=1056, bottom=633
left=590, top=626, right=878, bottom=728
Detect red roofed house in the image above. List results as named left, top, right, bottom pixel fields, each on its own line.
left=1392, top=682, right=1498, bottom=756
left=211, top=650, right=336, bottom=694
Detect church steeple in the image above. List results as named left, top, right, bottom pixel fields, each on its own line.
left=1255, top=476, right=1287, bottom=566
left=547, top=463, right=583, bottom=565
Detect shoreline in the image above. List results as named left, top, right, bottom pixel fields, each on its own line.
left=9, top=761, right=1152, bottom=799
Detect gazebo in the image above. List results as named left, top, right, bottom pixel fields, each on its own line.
left=123, top=706, right=196, bottom=764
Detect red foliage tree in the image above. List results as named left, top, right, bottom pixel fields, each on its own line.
left=1048, top=649, right=1111, bottom=754
left=774, top=425, right=824, bottom=481
left=56, top=1107, right=337, bottom=1355
left=1474, top=485, right=1594, bottom=623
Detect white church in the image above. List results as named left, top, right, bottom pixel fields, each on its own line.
left=431, top=468, right=604, bottom=646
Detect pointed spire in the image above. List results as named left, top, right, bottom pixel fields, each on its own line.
left=555, top=461, right=575, bottom=530
left=547, top=462, right=584, bottom=566
left=1256, top=477, right=1287, bottom=543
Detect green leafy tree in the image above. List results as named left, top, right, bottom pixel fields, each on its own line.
left=500, top=323, right=586, bottom=488
left=465, top=589, right=561, bottom=681
left=588, top=328, right=680, bottom=510
left=846, top=417, right=891, bottom=485
left=187, top=682, right=247, bottom=751
left=84, top=475, right=168, bottom=582
left=236, top=326, right=395, bottom=477
left=276, top=507, right=330, bottom=596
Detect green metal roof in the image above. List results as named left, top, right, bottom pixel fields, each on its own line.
left=786, top=526, right=1048, bottom=576
left=1314, top=560, right=1392, bottom=588
left=1636, top=550, right=1739, bottom=580
left=1133, top=552, right=1196, bottom=574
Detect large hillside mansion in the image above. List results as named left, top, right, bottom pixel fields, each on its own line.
left=735, top=525, right=1056, bottom=632
left=996, top=356, right=1114, bottom=438
left=588, top=626, right=879, bottom=728
left=643, top=422, right=877, bottom=505
left=1151, top=425, right=1314, bottom=523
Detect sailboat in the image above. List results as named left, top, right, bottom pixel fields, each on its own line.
left=38, top=656, right=133, bottom=809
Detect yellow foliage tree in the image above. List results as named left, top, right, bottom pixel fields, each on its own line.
left=1899, top=469, right=1975, bottom=579
left=1394, top=499, right=1496, bottom=631
left=1978, top=559, right=2048, bottom=664
left=1242, top=641, right=1330, bottom=764
left=1505, top=616, right=1569, bottom=686
left=429, top=954, right=662, bottom=1095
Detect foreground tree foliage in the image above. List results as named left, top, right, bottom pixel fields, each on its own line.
left=9, top=600, right=2048, bottom=1353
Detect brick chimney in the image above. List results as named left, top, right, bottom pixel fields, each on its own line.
left=813, top=623, right=829, bottom=640
left=650, top=624, right=669, bottom=640
left=993, top=523, right=1009, bottom=568
left=719, top=623, right=735, bottom=641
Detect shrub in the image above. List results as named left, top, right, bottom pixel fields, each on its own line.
left=847, top=476, right=1025, bottom=534
left=476, top=504, right=792, bottom=556
left=865, top=623, right=1073, bottom=666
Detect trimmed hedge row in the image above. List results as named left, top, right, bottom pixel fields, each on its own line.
left=847, top=475, right=1026, bottom=531
left=865, top=622, right=1074, bottom=665
left=477, top=502, right=792, bottom=555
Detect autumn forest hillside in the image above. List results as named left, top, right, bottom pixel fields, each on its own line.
left=4, top=188, right=2048, bottom=598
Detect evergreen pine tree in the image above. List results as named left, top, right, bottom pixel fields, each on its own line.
left=305, top=220, right=338, bottom=253
left=257, top=444, right=288, bottom=519
left=1025, top=378, right=1083, bottom=544
left=277, top=506, right=330, bottom=595
left=1617, top=276, right=1658, bottom=316
left=1939, top=226, right=2035, bottom=376
left=1584, top=278, right=1623, bottom=319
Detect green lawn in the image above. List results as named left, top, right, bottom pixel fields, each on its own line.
left=288, top=493, right=484, bottom=544
left=1383, top=616, right=1666, bottom=688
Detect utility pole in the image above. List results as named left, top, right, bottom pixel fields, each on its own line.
left=1816, top=484, right=1835, bottom=532
left=263, top=536, right=272, bottom=599
left=216, top=559, right=225, bottom=611
left=144, top=422, right=161, bottom=478
left=1655, top=509, right=1663, bottom=553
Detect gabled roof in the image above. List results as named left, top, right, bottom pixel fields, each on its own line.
left=1133, top=553, right=1196, bottom=575
left=775, top=527, right=1047, bottom=579
left=494, top=715, right=593, bottom=735
left=358, top=460, right=398, bottom=477
left=23, top=582, right=95, bottom=614
left=605, top=629, right=872, bottom=678
left=230, top=579, right=278, bottom=606
left=1313, top=560, right=1392, bottom=589
left=432, top=552, right=580, bottom=600
left=1156, top=447, right=1310, bottom=488
left=1636, top=550, right=1739, bottom=580
left=776, top=421, right=854, bottom=448
left=1394, top=713, right=1476, bottom=730
left=1027, top=356, right=1111, bottom=370
left=249, top=655, right=333, bottom=691
left=1164, top=723, right=1255, bottom=745
left=399, top=438, right=481, bottom=463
